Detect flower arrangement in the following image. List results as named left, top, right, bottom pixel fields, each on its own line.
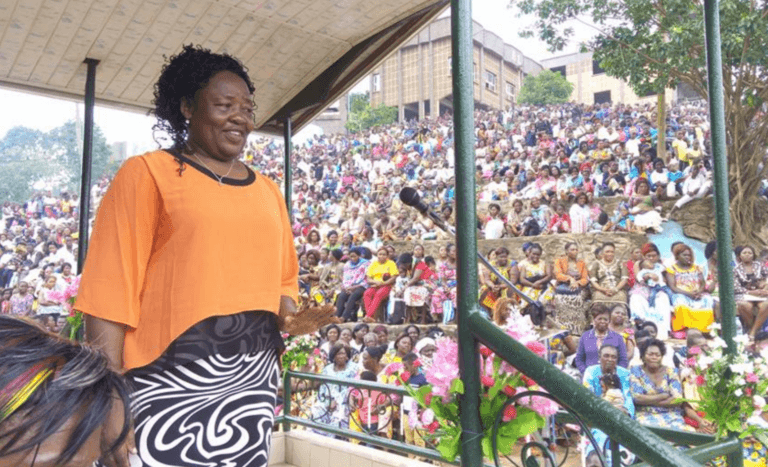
left=681, top=324, right=768, bottom=440
left=401, top=311, right=560, bottom=461
left=48, top=276, right=82, bottom=341
left=281, top=333, right=319, bottom=372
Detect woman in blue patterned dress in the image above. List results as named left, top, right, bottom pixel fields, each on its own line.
left=629, top=339, right=710, bottom=432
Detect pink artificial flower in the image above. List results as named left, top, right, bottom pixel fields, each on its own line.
left=400, top=371, right=412, bottom=383
left=520, top=394, right=559, bottom=417
left=481, top=376, right=495, bottom=387
left=503, top=385, right=517, bottom=397
left=686, top=357, right=697, bottom=367
left=425, top=337, right=460, bottom=398
left=502, top=405, right=517, bottom=422
left=525, top=341, right=546, bottom=357
left=688, top=346, right=702, bottom=356
left=479, top=346, right=493, bottom=358
left=425, top=393, right=434, bottom=406
left=385, top=362, right=404, bottom=376
left=426, top=421, right=440, bottom=434
left=695, top=374, right=705, bottom=386
left=746, top=373, right=759, bottom=384
left=313, top=348, right=321, bottom=355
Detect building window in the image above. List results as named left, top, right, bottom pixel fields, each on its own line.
left=594, top=90, right=611, bottom=104
left=592, top=60, right=605, bottom=75
left=372, top=73, right=380, bottom=92
left=551, top=65, right=566, bottom=78
left=484, top=71, right=497, bottom=92
left=505, top=81, right=515, bottom=100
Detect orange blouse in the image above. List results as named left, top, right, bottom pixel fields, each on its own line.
left=75, top=150, right=298, bottom=370
left=553, top=256, right=589, bottom=286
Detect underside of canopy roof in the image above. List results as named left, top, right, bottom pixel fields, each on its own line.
left=0, top=0, right=449, bottom=135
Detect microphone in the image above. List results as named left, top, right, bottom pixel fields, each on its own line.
left=398, top=187, right=429, bottom=214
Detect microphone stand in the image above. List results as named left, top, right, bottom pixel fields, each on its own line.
left=414, top=207, right=546, bottom=323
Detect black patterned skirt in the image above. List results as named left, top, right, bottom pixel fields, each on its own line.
left=122, top=311, right=283, bottom=467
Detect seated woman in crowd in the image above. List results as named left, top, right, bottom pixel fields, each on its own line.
left=629, top=339, right=711, bottom=433
left=553, top=242, right=590, bottom=334
left=582, top=344, right=635, bottom=466
left=608, top=305, right=636, bottom=359
left=505, top=199, right=529, bottom=237
left=629, top=243, right=673, bottom=340
left=312, top=344, right=359, bottom=432
left=575, top=305, right=629, bottom=375
left=479, top=247, right=518, bottom=315
left=431, top=244, right=458, bottom=324
left=589, top=242, right=629, bottom=309
left=628, top=178, right=663, bottom=233
left=569, top=191, right=593, bottom=234
left=667, top=243, right=715, bottom=334
left=545, top=202, right=571, bottom=234
left=362, top=247, right=399, bottom=323
left=336, top=248, right=369, bottom=322
left=733, top=245, right=768, bottom=339
left=517, top=243, right=555, bottom=314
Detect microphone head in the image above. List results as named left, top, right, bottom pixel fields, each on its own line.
left=399, top=187, right=421, bottom=207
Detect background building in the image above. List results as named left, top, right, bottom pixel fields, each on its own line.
left=540, top=52, right=674, bottom=106
left=369, top=17, right=542, bottom=121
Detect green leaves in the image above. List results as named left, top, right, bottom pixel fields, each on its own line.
left=344, top=93, right=397, bottom=133
left=517, top=69, right=574, bottom=105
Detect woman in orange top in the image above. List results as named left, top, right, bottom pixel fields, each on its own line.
left=75, top=46, right=336, bottom=467
left=553, top=242, right=591, bottom=334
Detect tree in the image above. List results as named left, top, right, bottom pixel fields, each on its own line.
left=517, top=69, right=574, bottom=105
left=345, top=92, right=398, bottom=133
left=0, top=121, right=118, bottom=203
left=513, top=0, right=768, bottom=246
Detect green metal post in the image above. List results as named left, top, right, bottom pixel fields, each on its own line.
left=282, top=370, right=292, bottom=432
left=451, top=0, right=483, bottom=466
left=702, top=0, right=736, bottom=356
left=283, top=117, right=293, bottom=220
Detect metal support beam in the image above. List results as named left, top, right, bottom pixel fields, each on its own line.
left=451, top=1, right=483, bottom=466
left=703, top=0, right=736, bottom=355
left=283, top=117, right=292, bottom=219
left=76, top=58, right=99, bottom=274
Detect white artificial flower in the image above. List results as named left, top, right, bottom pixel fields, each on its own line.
left=708, top=322, right=722, bottom=331
left=730, top=363, right=749, bottom=375
left=711, top=336, right=727, bottom=349
left=697, top=355, right=714, bottom=369
left=734, top=334, right=750, bottom=345
left=753, top=395, right=767, bottom=410
left=735, top=388, right=744, bottom=397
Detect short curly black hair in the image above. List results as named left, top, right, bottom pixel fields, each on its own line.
left=152, top=44, right=255, bottom=148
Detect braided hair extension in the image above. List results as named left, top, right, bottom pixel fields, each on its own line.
left=0, top=316, right=131, bottom=466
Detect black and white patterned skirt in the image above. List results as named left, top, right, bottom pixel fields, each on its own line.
left=123, top=311, right=283, bottom=467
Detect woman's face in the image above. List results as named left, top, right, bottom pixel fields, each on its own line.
left=642, top=345, right=663, bottom=369
left=309, top=231, right=320, bottom=243
left=448, top=246, right=457, bottom=260
left=610, top=307, right=627, bottom=325
left=406, top=327, right=419, bottom=341
left=420, top=345, right=436, bottom=359
left=376, top=249, right=388, bottom=263
left=577, top=194, right=587, bottom=206
left=376, top=330, right=388, bottom=345
left=438, top=246, right=447, bottom=259
left=348, top=251, right=359, bottom=263
left=2, top=290, right=11, bottom=300
left=18, top=282, right=28, bottom=294
left=334, top=348, right=349, bottom=366
left=643, top=325, right=658, bottom=339
left=329, top=233, right=338, bottom=244
left=593, top=312, right=610, bottom=332
left=529, top=247, right=542, bottom=263
left=740, top=247, right=755, bottom=263
left=643, top=250, right=659, bottom=265
left=340, top=329, right=353, bottom=343
left=45, top=276, right=56, bottom=288
left=599, top=347, right=619, bottom=374
left=631, top=248, right=643, bottom=262
left=182, top=71, right=254, bottom=162
left=397, top=336, right=413, bottom=355
left=676, top=247, right=693, bottom=267
left=602, top=245, right=615, bottom=263
left=636, top=181, right=649, bottom=195
left=354, top=326, right=368, bottom=340
left=566, top=244, right=579, bottom=260
left=342, top=233, right=353, bottom=245
left=361, top=351, right=375, bottom=371
left=327, top=328, right=339, bottom=342
left=414, top=245, right=424, bottom=257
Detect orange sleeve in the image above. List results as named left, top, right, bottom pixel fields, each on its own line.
left=553, top=257, right=570, bottom=283
left=272, top=180, right=299, bottom=304
left=578, top=261, right=589, bottom=286
left=74, top=157, right=160, bottom=328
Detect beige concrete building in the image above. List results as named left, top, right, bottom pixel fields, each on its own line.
left=540, top=52, right=673, bottom=106
left=369, top=17, right=542, bottom=121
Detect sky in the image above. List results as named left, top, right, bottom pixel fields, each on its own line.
left=0, top=1, right=592, bottom=147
